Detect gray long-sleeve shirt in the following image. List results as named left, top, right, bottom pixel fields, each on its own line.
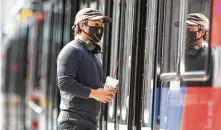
left=57, top=39, right=102, bottom=130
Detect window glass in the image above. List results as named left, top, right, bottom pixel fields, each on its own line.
left=160, top=0, right=181, bottom=74
left=141, top=0, right=157, bottom=128
left=181, top=0, right=212, bottom=81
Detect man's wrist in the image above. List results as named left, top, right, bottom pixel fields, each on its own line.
left=89, top=89, right=96, bottom=98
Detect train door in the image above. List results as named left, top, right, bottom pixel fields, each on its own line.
left=116, top=0, right=149, bottom=129
left=103, top=0, right=148, bottom=130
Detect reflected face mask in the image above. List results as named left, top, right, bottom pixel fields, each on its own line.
left=186, top=30, right=198, bottom=45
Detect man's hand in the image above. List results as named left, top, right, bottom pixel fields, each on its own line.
left=89, top=88, right=116, bottom=103
left=104, top=85, right=118, bottom=98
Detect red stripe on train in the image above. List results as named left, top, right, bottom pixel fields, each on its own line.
left=211, top=0, right=221, bottom=47
left=181, top=87, right=221, bottom=130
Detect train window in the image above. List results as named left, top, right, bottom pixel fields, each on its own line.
left=180, top=0, right=212, bottom=82
left=160, top=0, right=181, bottom=81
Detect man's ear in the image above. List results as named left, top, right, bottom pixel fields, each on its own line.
left=201, top=29, right=208, bottom=40
left=201, top=30, right=206, bottom=36
left=79, top=23, right=85, bottom=30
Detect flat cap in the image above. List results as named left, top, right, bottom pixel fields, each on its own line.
left=186, top=13, right=209, bottom=30
left=72, top=8, right=112, bottom=30
left=174, top=13, right=209, bottom=30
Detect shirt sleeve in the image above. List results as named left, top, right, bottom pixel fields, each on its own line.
left=57, top=45, right=91, bottom=99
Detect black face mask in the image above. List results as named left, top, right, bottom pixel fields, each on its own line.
left=86, top=25, right=104, bottom=42
left=186, top=30, right=198, bottom=46
left=186, top=30, right=205, bottom=56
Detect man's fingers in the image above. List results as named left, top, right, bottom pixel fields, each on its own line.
left=106, top=90, right=114, bottom=96
left=105, top=97, right=112, bottom=102
left=105, top=94, right=113, bottom=101
left=113, top=88, right=117, bottom=93
left=101, top=100, right=107, bottom=103
left=105, top=89, right=116, bottom=98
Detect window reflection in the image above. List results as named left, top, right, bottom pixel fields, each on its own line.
left=180, top=0, right=212, bottom=83
left=184, top=13, right=210, bottom=71
left=184, top=0, right=211, bottom=72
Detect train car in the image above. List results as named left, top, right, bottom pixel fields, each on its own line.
left=0, top=0, right=220, bottom=130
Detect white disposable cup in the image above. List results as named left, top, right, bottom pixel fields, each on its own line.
left=105, top=76, right=119, bottom=89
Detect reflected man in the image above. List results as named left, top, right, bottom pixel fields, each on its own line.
left=185, top=13, right=209, bottom=58
left=184, top=13, right=212, bottom=86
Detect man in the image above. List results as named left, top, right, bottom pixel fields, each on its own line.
left=57, top=8, right=116, bottom=130
left=182, top=13, right=212, bottom=86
